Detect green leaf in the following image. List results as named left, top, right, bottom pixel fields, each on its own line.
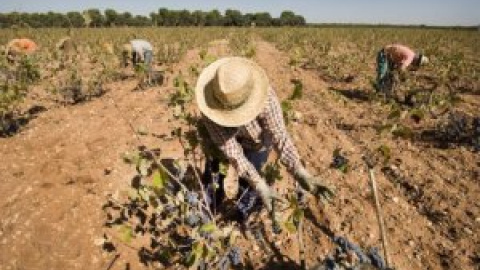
left=377, top=145, right=391, bottom=163
left=199, top=223, right=216, bottom=234
left=284, top=220, right=297, bottom=233
left=338, top=163, right=349, bottom=173
left=184, top=251, right=197, bottom=267
left=184, top=242, right=204, bottom=269
left=387, top=108, right=402, bottom=120
left=118, top=225, right=134, bottom=243
left=218, top=162, right=228, bottom=176
left=289, top=79, right=303, bottom=100
left=292, top=208, right=304, bottom=226
left=203, top=55, right=217, bottom=66
left=152, top=168, right=168, bottom=190
left=391, top=124, right=413, bottom=139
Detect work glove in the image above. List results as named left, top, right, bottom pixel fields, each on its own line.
left=294, top=165, right=335, bottom=203
left=254, top=179, right=283, bottom=212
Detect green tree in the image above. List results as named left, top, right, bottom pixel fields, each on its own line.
left=178, top=9, right=193, bottom=26
left=205, top=9, right=222, bottom=26
left=224, top=9, right=244, bottom=26
left=191, top=10, right=206, bottom=26
left=119, top=12, right=133, bottom=26
left=253, top=12, right=272, bottom=27
left=84, top=9, right=104, bottom=27
left=66, top=12, right=85, bottom=27
left=104, top=9, right=119, bottom=27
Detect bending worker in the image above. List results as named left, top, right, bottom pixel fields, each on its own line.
left=5, top=38, right=37, bottom=64
left=122, top=39, right=153, bottom=71
left=196, top=57, right=335, bottom=213
left=376, top=44, right=429, bottom=96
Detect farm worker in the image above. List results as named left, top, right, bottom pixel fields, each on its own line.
left=376, top=44, right=429, bottom=94
left=5, top=38, right=37, bottom=63
left=122, top=39, right=154, bottom=71
left=196, top=57, right=335, bottom=213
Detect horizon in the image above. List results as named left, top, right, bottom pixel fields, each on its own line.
left=0, top=0, right=479, bottom=27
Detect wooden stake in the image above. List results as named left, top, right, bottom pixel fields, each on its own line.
left=367, top=166, right=392, bottom=268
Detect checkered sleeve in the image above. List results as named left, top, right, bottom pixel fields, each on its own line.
left=259, top=88, right=301, bottom=173
left=202, top=116, right=263, bottom=186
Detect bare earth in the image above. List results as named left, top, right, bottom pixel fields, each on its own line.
left=0, top=40, right=478, bottom=270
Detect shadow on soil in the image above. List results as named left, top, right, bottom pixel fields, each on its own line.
left=0, top=105, right=47, bottom=137
left=329, top=87, right=373, bottom=102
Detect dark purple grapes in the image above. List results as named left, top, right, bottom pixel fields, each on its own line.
left=331, top=154, right=348, bottom=169
left=228, top=247, right=242, bottom=266
left=334, top=236, right=370, bottom=264
left=185, top=214, right=200, bottom=227
left=368, top=247, right=386, bottom=269
left=186, top=191, right=199, bottom=206
left=443, top=113, right=467, bottom=142
left=237, top=188, right=259, bottom=220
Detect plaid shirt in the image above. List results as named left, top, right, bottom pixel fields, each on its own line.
left=203, top=87, right=301, bottom=185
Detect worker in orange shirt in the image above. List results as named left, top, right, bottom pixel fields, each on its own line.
left=376, top=44, right=429, bottom=98
left=5, top=38, right=38, bottom=63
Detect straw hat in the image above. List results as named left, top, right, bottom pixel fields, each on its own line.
left=195, top=57, right=269, bottom=127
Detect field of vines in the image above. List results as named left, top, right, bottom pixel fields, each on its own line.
left=0, top=27, right=479, bottom=270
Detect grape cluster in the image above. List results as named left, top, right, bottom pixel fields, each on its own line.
left=436, top=113, right=480, bottom=152
left=315, top=236, right=388, bottom=270
left=186, top=191, right=199, bottom=206
left=228, top=246, right=242, bottom=266
left=331, top=153, right=348, bottom=169
left=368, top=247, right=386, bottom=269
left=334, top=236, right=370, bottom=264
left=442, top=113, right=468, bottom=142
left=185, top=214, right=200, bottom=227
left=237, top=188, right=259, bottom=220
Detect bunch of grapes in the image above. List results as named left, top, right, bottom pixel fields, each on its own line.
left=237, top=188, right=259, bottom=220
left=228, top=246, right=242, bottom=266
left=314, top=236, right=388, bottom=270
left=185, top=214, right=200, bottom=227
left=186, top=191, right=199, bottom=206
left=442, top=113, right=468, bottom=143
left=334, top=236, right=370, bottom=264
left=331, top=149, right=349, bottom=170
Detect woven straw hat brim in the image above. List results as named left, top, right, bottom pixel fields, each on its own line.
left=195, top=57, right=269, bottom=127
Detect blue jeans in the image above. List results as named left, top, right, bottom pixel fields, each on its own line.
left=143, top=50, right=153, bottom=71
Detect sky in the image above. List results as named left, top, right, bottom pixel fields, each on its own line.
left=0, top=0, right=478, bottom=26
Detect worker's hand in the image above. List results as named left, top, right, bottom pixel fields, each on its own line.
left=255, top=180, right=283, bottom=212
left=294, top=165, right=335, bottom=203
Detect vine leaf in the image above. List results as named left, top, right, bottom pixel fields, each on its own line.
left=152, top=168, right=168, bottom=190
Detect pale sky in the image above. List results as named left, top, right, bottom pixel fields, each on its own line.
left=0, top=0, right=478, bottom=26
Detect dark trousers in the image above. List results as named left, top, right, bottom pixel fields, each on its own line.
left=202, top=147, right=270, bottom=216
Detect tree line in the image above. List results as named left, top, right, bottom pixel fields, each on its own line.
left=0, top=8, right=306, bottom=28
